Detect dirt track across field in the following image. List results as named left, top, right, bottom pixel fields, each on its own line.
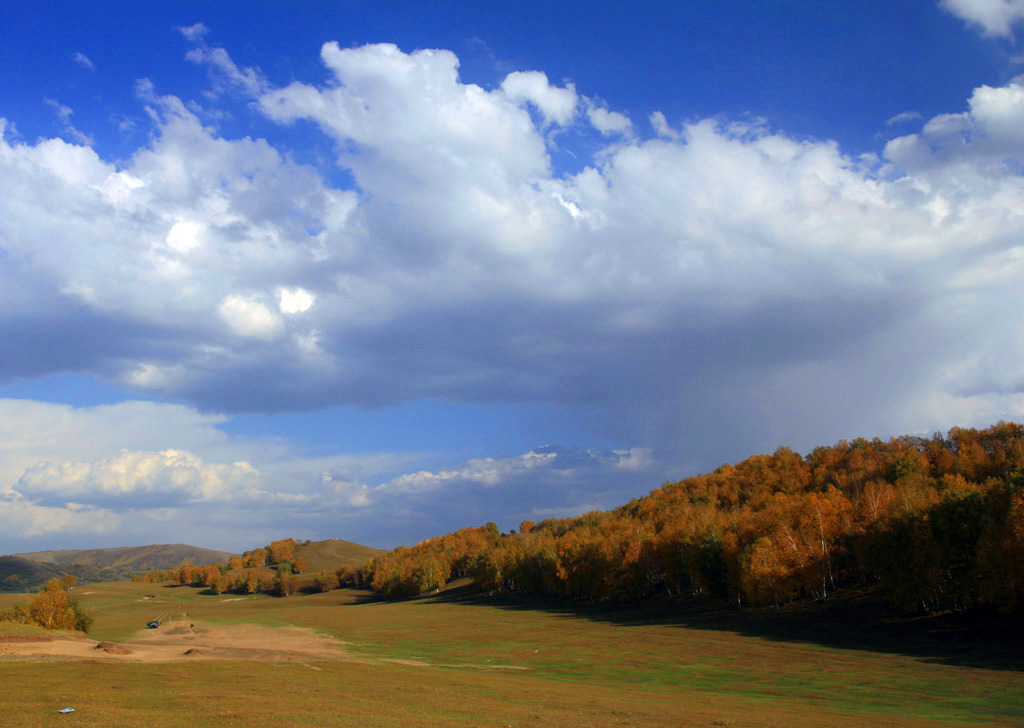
left=0, top=622, right=357, bottom=664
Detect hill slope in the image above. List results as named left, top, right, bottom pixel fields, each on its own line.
left=14, top=544, right=233, bottom=571
left=293, top=538, right=385, bottom=573
left=0, top=556, right=66, bottom=592
left=2, top=544, right=233, bottom=592
left=354, top=421, right=1024, bottom=615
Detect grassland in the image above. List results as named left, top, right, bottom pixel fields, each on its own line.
left=1, top=581, right=1021, bottom=727
left=292, top=538, right=385, bottom=573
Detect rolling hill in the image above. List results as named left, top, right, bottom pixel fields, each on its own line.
left=15, top=544, right=233, bottom=571
left=292, top=538, right=385, bottom=573
left=2, top=544, right=234, bottom=592
left=0, top=556, right=67, bottom=592
left=2, top=538, right=385, bottom=593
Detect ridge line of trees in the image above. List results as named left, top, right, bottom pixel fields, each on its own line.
left=131, top=538, right=308, bottom=597
left=345, top=422, right=1024, bottom=614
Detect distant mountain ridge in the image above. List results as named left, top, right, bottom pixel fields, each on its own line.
left=14, top=544, right=233, bottom=571
left=0, top=556, right=68, bottom=592
left=3, top=540, right=386, bottom=592
left=1, top=543, right=234, bottom=592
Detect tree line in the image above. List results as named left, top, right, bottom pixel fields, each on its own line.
left=132, top=538, right=309, bottom=597
left=343, top=423, right=1024, bottom=614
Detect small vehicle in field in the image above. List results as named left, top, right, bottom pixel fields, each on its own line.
left=146, top=620, right=161, bottom=629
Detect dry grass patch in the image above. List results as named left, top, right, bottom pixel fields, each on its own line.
left=0, top=620, right=355, bottom=664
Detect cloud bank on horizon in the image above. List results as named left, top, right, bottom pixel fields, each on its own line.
left=2, top=1, right=1024, bottom=551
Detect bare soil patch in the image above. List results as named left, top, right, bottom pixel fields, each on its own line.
left=0, top=621, right=356, bottom=664
left=95, top=641, right=132, bottom=655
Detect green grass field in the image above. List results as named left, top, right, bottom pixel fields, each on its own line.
left=1, top=582, right=1021, bottom=727
left=293, top=538, right=385, bottom=573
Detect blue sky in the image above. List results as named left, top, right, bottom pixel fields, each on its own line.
left=2, top=0, right=1024, bottom=553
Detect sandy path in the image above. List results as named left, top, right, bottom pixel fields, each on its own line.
left=0, top=621, right=357, bottom=664
left=0, top=620, right=529, bottom=670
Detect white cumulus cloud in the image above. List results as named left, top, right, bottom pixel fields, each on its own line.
left=185, top=44, right=267, bottom=97
left=2, top=39, right=1024, bottom=485
left=649, top=110, right=679, bottom=139
left=176, top=23, right=209, bottom=43
left=43, top=98, right=93, bottom=146
left=14, top=449, right=261, bottom=507
left=165, top=219, right=204, bottom=253
left=942, top=0, right=1024, bottom=37
left=885, top=110, right=923, bottom=125
left=219, top=294, right=283, bottom=339
left=277, top=287, right=315, bottom=314
left=0, top=398, right=427, bottom=549
left=500, top=70, right=577, bottom=126
left=587, top=104, right=633, bottom=135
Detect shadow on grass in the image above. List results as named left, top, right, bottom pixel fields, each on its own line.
left=345, top=591, right=390, bottom=605
left=424, top=584, right=1024, bottom=673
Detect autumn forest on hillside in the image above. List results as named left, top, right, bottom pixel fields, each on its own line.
left=7, top=422, right=1021, bottom=636
left=349, top=422, right=1024, bottom=615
